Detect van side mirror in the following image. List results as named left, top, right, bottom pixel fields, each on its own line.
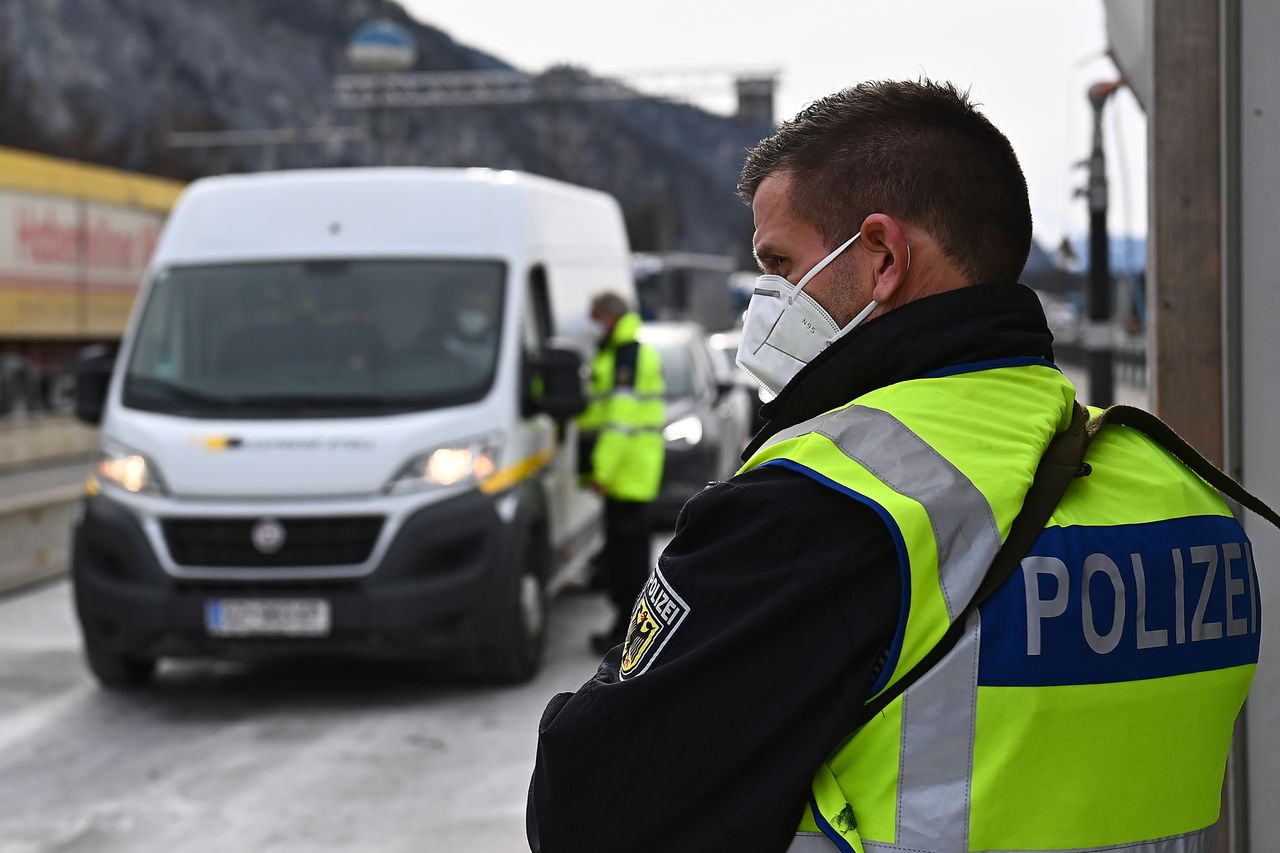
left=74, top=345, right=116, bottom=426
left=532, top=347, right=588, bottom=422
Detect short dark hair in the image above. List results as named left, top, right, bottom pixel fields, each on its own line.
left=739, top=80, right=1032, bottom=284
left=590, top=291, right=630, bottom=318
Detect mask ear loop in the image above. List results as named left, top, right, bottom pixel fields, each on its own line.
left=787, top=233, right=861, bottom=305
left=828, top=241, right=913, bottom=343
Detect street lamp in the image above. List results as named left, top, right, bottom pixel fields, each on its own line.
left=1082, top=80, right=1124, bottom=406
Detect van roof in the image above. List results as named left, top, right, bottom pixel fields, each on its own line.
left=152, top=167, right=629, bottom=267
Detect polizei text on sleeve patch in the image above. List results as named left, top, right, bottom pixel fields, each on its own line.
left=620, top=567, right=691, bottom=679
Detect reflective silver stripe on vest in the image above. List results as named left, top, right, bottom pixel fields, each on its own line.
left=761, top=405, right=992, bottom=850
left=859, top=824, right=1217, bottom=853
left=759, top=407, right=840, bottom=453
left=600, top=423, right=664, bottom=435
left=589, top=391, right=665, bottom=402
left=786, top=831, right=838, bottom=852
left=896, top=610, right=981, bottom=849
left=767, top=404, right=1003, bottom=620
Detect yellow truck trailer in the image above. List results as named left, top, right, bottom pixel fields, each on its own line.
left=0, top=147, right=182, bottom=412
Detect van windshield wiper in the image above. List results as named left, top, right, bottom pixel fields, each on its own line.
left=230, top=393, right=438, bottom=411
left=125, top=376, right=241, bottom=410
left=124, top=379, right=454, bottom=417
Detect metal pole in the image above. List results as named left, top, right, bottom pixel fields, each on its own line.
left=1220, top=0, right=1250, bottom=849
left=1085, top=82, right=1121, bottom=407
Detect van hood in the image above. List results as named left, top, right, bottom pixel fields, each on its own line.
left=101, top=408, right=499, bottom=499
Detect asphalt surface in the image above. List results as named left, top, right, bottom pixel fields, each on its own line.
left=0, top=551, right=664, bottom=853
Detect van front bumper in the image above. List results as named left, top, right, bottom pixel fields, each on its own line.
left=72, top=488, right=525, bottom=660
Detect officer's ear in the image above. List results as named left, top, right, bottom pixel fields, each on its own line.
left=859, top=213, right=911, bottom=305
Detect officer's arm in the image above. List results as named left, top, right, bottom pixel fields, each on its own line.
left=527, top=467, right=901, bottom=853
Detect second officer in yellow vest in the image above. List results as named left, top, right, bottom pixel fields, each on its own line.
left=529, top=81, right=1266, bottom=853
left=578, top=292, right=665, bottom=654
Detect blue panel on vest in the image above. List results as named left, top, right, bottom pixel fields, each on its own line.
left=920, top=356, right=1058, bottom=380
left=979, top=515, right=1261, bottom=687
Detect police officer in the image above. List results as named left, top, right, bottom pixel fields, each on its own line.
left=578, top=292, right=665, bottom=654
left=529, top=81, right=1267, bottom=852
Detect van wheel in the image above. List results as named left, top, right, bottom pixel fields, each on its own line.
left=474, top=535, right=549, bottom=684
left=83, top=635, right=156, bottom=689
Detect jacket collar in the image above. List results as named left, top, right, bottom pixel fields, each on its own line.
left=606, top=312, right=642, bottom=350
left=743, top=283, right=1056, bottom=459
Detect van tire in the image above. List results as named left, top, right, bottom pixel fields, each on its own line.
left=83, top=636, right=156, bottom=689
left=473, top=530, right=549, bottom=684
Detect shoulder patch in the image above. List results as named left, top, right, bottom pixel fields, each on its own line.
left=619, top=567, right=691, bottom=679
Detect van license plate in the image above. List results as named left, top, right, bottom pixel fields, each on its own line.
left=205, top=599, right=331, bottom=638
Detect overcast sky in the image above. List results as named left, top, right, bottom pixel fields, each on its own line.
left=400, top=0, right=1147, bottom=245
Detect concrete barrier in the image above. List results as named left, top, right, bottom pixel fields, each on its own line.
left=0, top=416, right=96, bottom=471
left=0, top=483, right=81, bottom=595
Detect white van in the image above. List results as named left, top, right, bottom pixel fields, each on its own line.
left=71, top=168, right=632, bottom=686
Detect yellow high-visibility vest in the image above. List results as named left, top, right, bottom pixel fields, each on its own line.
left=742, top=359, right=1258, bottom=853
left=578, top=312, right=665, bottom=502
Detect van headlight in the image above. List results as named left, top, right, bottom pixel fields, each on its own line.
left=96, top=441, right=166, bottom=495
left=663, top=415, right=703, bottom=447
left=387, top=436, right=502, bottom=495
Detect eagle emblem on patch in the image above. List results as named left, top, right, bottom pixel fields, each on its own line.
left=620, top=567, right=690, bottom=679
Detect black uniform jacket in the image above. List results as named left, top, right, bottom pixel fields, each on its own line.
left=527, top=284, right=1056, bottom=853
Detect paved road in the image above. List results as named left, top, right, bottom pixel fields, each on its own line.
left=0, top=552, right=663, bottom=853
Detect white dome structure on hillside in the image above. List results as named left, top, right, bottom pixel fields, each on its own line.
left=346, top=19, right=417, bottom=73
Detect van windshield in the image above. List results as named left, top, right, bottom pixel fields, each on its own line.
left=124, top=259, right=506, bottom=418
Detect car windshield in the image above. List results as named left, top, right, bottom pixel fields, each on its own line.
left=647, top=339, right=695, bottom=400
left=709, top=344, right=736, bottom=376
left=124, top=259, right=506, bottom=418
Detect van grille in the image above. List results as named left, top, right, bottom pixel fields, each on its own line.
left=162, top=516, right=384, bottom=568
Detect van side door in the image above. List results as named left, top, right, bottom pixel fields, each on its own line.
left=521, top=265, right=602, bottom=591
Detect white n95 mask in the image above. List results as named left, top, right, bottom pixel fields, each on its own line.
left=736, top=233, right=879, bottom=397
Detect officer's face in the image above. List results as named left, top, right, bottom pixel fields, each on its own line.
left=590, top=307, right=618, bottom=337
left=751, top=171, right=870, bottom=327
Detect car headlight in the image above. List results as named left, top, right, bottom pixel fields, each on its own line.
left=663, top=415, right=703, bottom=447
left=386, top=436, right=502, bottom=495
left=96, top=441, right=166, bottom=495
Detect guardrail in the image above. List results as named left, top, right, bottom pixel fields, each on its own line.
left=1053, top=339, right=1148, bottom=389
left=0, top=483, right=81, bottom=595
